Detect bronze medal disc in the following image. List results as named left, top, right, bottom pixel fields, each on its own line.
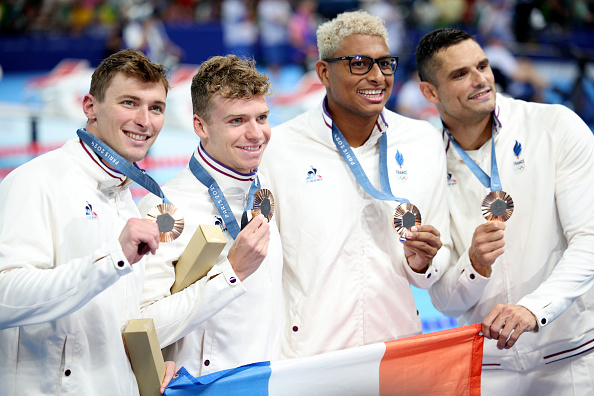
left=393, top=203, right=422, bottom=238
left=146, top=203, right=184, bottom=242
left=481, top=190, right=514, bottom=222
left=252, top=189, right=275, bottom=222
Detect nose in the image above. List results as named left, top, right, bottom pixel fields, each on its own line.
left=245, top=119, right=263, bottom=141
left=135, top=107, right=150, bottom=129
left=367, top=62, right=386, bottom=83
left=471, top=68, right=488, bottom=86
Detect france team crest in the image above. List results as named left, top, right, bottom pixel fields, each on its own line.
left=512, top=140, right=526, bottom=173
left=395, top=150, right=408, bottom=182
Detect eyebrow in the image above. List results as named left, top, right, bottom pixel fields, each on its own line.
left=226, top=109, right=270, bottom=118
left=447, top=57, right=490, bottom=78
left=118, top=95, right=166, bottom=107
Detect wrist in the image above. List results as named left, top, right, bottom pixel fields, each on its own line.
left=470, top=261, right=492, bottom=277
left=411, top=259, right=432, bottom=274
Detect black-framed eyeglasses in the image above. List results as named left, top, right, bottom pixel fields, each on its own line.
left=322, top=55, right=399, bottom=75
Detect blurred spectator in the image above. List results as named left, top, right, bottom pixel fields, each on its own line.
left=396, top=70, right=439, bottom=123
left=70, top=1, right=96, bottom=35
left=430, top=0, right=467, bottom=25
left=476, top=0, right=515, bottom=44
left=513, top=0, right=546, bottom=43
left=411, top=0, right=440, bottom=29
left=366, top=0, right=405, bottom=56
left=123, top=4, right=184, bottom=70
left=257, top=0, right=292, bottom=76
left=483, top=34, right=549, bottom=102
left=162, top=0, right=200, bottom=23
left=288, top=0, right=318, bottom=70
left=221, top=0, right=259, bottom=58
left=572, top=0, right=594, bottom=27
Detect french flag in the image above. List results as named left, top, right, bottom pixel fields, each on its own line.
left=165, top=324, right=483, bottom=395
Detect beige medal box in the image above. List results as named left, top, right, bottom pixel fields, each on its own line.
left=123, top=318, right=165, bottom=396
left=171, top=224, right=227, bottom=294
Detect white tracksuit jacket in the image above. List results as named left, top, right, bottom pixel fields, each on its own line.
left=138, top=144, right=282, bottom=377
left=0, top=138, right=143, bottom=395
left=430, top=93, right=594, bottom=372
left=259, top=99, right=451, bottom=359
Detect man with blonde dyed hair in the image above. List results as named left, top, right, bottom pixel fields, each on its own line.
left=259, top=10, right=451, bottom=359
left=138, top=55, right=283, bottom=376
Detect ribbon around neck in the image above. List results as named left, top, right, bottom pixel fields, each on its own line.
left=444, top=122, right=502, bottom=191
left=189, top=153, right=259, bottom=240
left=331, top=122, right=409, bottom=204
left=77, top=129, right=171, bottom=203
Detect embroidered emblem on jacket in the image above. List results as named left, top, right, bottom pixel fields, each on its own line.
left=85, top=201, right=98, bottom=219
left=214, top=215, right=227, bottom=232
left=513, top=140, right=526, bottom=173
left=306, top=166, right=322, bottom=183
left=447, top=172, right=457, bottom=186
left=395, top=150, right=408, bottom=182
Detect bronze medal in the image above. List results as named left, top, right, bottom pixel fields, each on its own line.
left=393, top=203, right=422, bottom=238
left=251, top=188, right=275, bottom=222
left=146, top=203, right=184, bottom=242
left=481, top=190, right=514, bottom=222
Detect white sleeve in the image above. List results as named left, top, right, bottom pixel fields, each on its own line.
left=405, top=131, right=452, bottom=289
left=428, top=249, right=491, bottom=317
left=517, top=109, right=594, bottom=328
left=137, top=194, right=247, bottom=348
left=0, top=175, right=131, bottom=329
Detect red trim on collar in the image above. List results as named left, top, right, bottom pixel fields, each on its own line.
left=79, top=139, right=125, bottom=181
left=197, top=148, right=255, bottom=182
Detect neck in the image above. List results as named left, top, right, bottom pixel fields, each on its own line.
left=445, top=114, right=493, bottom=151
left=328, top=107, right=379, bottom=148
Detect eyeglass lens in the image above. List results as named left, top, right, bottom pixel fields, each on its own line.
left=350, top=56, right=397, bottom=75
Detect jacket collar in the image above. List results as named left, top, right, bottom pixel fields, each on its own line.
left=193, top=143, right=258, bottom=194
left=71, top=138, right=135, bottom=190
left=320, top=96, right=389, bottom=149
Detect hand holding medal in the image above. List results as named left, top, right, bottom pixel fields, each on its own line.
left=145, top=203, right=185, bottom=242
left=393, top=203, right=422, bottom=238
left=481, top=190, right=514, bottom=222
left=251, top=188, right=275, bottom=222
left=77, top=129, right=185, bottom=257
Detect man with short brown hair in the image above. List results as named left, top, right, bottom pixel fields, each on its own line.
left=0, top=48, right=174, bottom=395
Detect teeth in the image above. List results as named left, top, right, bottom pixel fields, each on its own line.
left=125, top=132, right=147, bottom=141
left=470, top=91, right=488, bottom=99
left=358, top=89, right=382, bottom=97
left=241, top=146, right=260, bottom=151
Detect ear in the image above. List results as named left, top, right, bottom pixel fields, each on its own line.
left=419, top=81, right=440, bottom=104
left=193, top=114, right=208, bottom=140
left=82, top=94, right=97, bottom=120
left=315, top=59, right=331, bottom=88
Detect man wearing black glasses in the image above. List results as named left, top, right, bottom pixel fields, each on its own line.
left=260, top=10, right=451, bottom=359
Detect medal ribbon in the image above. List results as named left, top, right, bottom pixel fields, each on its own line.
left=445, top=122, right=502, bottom=191
left=189, top=152, right=259, bottom=240
left=77, top=129, right=171, bottom=204
left=331, top=122, right=409, bottom=203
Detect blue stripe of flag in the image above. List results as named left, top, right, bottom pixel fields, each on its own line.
left=165, top=361, right=271, bottom=395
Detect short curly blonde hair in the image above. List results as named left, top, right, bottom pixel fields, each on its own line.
left=191, top=55, right=271, bottom=121
left=316, top=10, right=389, bottom=59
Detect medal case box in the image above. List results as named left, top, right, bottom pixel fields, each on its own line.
left=171, top=224, right=227, bottom=294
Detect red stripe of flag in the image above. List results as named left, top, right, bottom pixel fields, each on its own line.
left=379, top=323, right=483, bottom=395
